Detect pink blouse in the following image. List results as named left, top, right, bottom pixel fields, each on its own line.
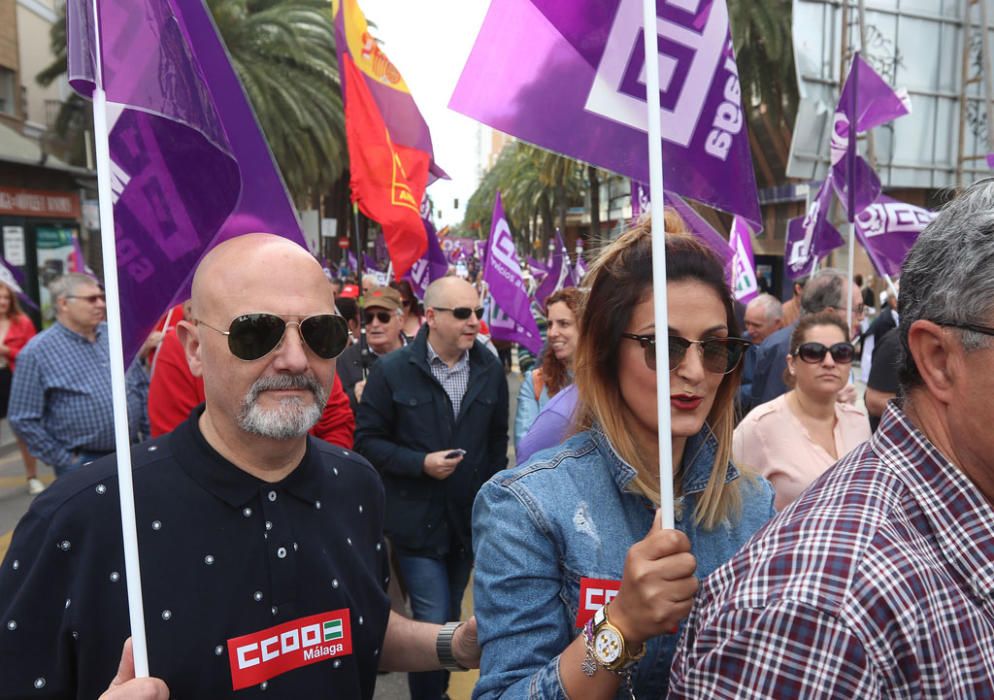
left=733, top=393, right=871, bottom=510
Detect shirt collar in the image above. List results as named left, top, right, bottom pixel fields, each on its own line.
left=426, top=339, right=469, bottom=368
left=873, top=403, right=994, bottom=599
left=55, top=320, right=105, bottom=343
left=589, top=424, right=740, bottom=497
left=173, top=406, right=323, bottom=509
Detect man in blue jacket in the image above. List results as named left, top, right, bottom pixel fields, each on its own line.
left=355, top=276, right=509, bottom=700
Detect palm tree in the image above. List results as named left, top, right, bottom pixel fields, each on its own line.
left=37, top=0, right=345, bottom=204
left=728, top=0, right=798, bottom=187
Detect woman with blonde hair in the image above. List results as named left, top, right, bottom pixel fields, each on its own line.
left=472, top=214, right=776, bottom=698
left=513, top=286, right=582, bottom=450
left=0, top=282, right=39, bottom=493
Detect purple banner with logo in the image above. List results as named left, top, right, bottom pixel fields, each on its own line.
left=728, top=216, right=757, bottom=302
left=535, top=229, right=577, bottom=307
left=440, top=236, right=478, bottom=263
left=483, top=193, right=543, bottom=353
left=67, top=0, right=304, bottom=363
left=854, top=195, right=934, bottom=277
left=404, top=217, right=449, bottom=299
left=830, top=54, right=910, bottom=216
left=784, top=178, right=845, bottom=280
left=451, top=0, right=762, bottom=230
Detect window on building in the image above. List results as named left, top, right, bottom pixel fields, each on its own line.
left=0, top=67, right=16, bottom=116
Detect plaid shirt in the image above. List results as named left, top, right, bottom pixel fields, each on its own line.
left=668, top=402, right=994, bottom=699
left=426, top=340, right=470, bottom=417
left=9, top=322, right=141, bottom=469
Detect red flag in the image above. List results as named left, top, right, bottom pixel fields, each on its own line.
left=335, top=0, right=444, bottom=278
left=342, top=54, right=426, bottom=277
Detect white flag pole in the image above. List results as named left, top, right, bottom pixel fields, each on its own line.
left=89, top=0, right=150, bottom=675
left=640, top=0, right=674, bottom=529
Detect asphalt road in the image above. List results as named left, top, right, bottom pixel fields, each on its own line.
left=0, top=371, right=524, bottom=700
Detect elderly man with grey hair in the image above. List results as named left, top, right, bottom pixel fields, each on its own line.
left=9, top=273, right=146, bottom=478
left=668, top=179, right=994, bottom=697
left=748, top=268, right=863, bottom=410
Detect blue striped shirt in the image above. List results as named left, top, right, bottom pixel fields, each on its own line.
left=9, top=322, right=141, bottom=469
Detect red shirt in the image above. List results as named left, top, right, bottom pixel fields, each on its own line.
left=147, top=329, right=354, bottom=448
left=5, top=314, right=37, bottom=372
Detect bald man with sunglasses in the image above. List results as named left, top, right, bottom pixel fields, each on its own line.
left=356, top=276, right=509, bottom=700
left=0, top=235, right=479, bottom=699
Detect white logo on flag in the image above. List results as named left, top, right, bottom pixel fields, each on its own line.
left=585, top=0, right=731, bottom=151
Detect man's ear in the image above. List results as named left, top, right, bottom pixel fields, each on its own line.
left=907, top=320, right=956, bottom=404
left=176, top=320, right=204, bottom=378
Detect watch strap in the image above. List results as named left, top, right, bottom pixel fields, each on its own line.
left=436, top=621, right=469, bottom=672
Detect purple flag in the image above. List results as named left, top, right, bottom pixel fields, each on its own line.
left=728, top=216, right=758, bottom=302
left=67, top=0, right=305, bottom=363
left=404, top=217, right=449, bottom=299
left=664, top=192, right=733, bottom=267
left=0, top=256, right=38, bottom=311
left=535, top=229, right=577, bottom=307
left=483, top=193, right=543, bottom=353
left=362, top=253, right=387, bottom=273
left=630, top=179, right=649, bottom=220
left=854, top=195, right=934, bottom=277
left=451, top=0, right=762, bottom=230
left=346, top=250, right=358, bottom=272
left=784, top=178, right=845, bottom=280
left=574, top=255, right=589, bottom=281
left=830, top=54, right=910, bottom=216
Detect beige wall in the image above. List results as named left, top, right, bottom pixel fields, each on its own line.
left=17, top=0, right=65, bottom=131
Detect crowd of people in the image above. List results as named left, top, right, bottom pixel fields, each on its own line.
left=1, top=180, right=994, bottom=698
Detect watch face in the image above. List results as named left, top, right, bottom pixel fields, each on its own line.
left=594, top=627, right=623, bottom=664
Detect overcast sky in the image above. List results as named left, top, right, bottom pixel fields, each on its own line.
left=359, top=0, right=492, bottom=230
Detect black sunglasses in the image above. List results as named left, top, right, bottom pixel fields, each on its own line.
left=621, top=334, right=749, bottom=374
left=432, top=306, right=484, bottom=321
left=363, top=310, right=395, bottom=325
left=198, top=313, right=350, bottom=361
left=794, top=341, right=855, bottom=364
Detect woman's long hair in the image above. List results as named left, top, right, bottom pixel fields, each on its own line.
left=539, top=287, right=584, bottom=397
left=0, top=283, right=24, bottom=319
left=573, top=212, right=744, bottom=529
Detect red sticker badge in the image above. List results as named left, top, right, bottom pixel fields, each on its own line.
left=575, top=577, right=621, bottom=628
left=227, top=609, right=353, bottom=690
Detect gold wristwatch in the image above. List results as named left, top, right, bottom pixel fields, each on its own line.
left=590, top=604, right=646, bottom=672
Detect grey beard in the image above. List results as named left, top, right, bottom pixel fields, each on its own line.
left=236, top=373, right=328, bottom=440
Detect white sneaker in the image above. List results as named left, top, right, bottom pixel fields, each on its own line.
left=27, top=477, right=45, bottom=495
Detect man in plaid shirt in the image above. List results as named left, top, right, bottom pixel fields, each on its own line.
left=669, top=180, right=994, bottom=698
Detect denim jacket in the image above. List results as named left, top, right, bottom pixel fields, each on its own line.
left=514, top=370, right=551, bottom=451
left=472, top=426, right=776, bottom=699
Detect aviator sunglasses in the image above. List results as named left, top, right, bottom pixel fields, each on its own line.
left=793, top=341, right=855, bottom=364
left=621, top=334, right=749, bottom=374
left=432, top=306, right=485, bottom=320
left=198, top=313, right=350, bottom=361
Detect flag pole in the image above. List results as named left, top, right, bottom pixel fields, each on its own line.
left=89, top=0, right=150, bottom=675
left=846, top=51, right=859, bottom=336
left=641, top=0, right=674, bottom=529
left=353, top=202, right=369, bottom=381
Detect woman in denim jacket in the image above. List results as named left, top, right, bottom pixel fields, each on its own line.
left=472, top=217, right=776, bottom=698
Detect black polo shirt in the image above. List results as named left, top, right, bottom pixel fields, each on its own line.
left=0, top=407, right=390, bottom=698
